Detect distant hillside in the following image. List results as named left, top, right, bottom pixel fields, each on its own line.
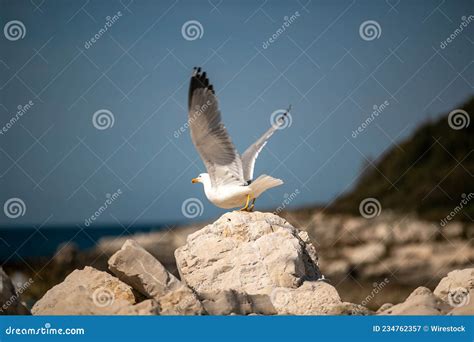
left=330, top=96, right=474, bottom=222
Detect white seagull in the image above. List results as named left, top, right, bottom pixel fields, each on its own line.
left=189, top=67, right=290, bottom=211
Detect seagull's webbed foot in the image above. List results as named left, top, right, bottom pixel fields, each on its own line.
left=248, top=198, right=256, bottom=212
left=239, top=195, right=251, bottom=211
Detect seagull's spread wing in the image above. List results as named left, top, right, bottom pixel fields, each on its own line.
left=188, top=68, right=244, bottom=187
left=241, top=108, right=290, bottom=182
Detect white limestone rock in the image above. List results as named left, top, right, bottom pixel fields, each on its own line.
left=108, top=239, right=204, bottom=315
left=175, top=212, right=320, bottom=296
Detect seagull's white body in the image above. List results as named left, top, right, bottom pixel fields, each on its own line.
left=197, top=173, right=281, bottom=209
left=188, top=68, right=288, bottom=210
left=201, top=175, right=250, bottom=209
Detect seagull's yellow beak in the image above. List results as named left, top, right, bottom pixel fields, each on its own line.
left=191, top=178, right=199, bottom=184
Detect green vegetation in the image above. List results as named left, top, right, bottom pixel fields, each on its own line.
left=330, top=96, right=474, bottom=222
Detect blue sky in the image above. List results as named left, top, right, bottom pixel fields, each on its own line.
left=0, top=0, right=473, bottom=227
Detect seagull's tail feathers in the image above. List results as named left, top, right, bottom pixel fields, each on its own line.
left=249, top=174, right=283, bottom=198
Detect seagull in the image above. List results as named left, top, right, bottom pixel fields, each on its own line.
left=188, top=67, right=290, bottom=211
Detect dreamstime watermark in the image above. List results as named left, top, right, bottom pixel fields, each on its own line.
left=84, top=11, right=123, bottom=49
left=359, top=197, right=382, bottom=219
left=270, top=108, right=293, bottom=130
left=174, top=294, right=201, bottom=314
left=174, top=100, right=213, bottom=138
left=361, top=278, right=390, bottom=306
left=448, top=109, right=470, bottom=130
left=440, top=15, right=474, bottom=49
left=447, top=287, right=470, bottom=307
left=3, top=198, right=26, bottom=219
left=84, top=189, right=122, bottom=227
left=359, top=20, right=381, bottom=41
left=92, top=109, right=115, bottom=130
left=181, top=20, right=204, bottom=41
left=352, top=100, right=389, bottom=138
left=181, top=198, right=204, bottom=219
left=262, top=11, right=301, bottom=49
left=270, top=287, right=292, bottom=307
left=274, top=189, right=300, bottom=215
left=0, top=100, right=34, bottom=136
left=5, top=323, right=85, bottom=336
left=92, top=287, right=115, bottom=307
left=4, top=20, right=26, bottom=41
left=0, top=277, right=34, bottom=314
left=440, top=193, right=473, bottom=227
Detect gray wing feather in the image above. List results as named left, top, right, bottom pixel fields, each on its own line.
left=241, top=109, right=290, bottom=181
left=188, top=68, right=244, bottom=187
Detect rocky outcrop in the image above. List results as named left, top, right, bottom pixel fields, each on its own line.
left=0, top=267, right=30, bottom=315
left=433, top=268, right=474, bottom=315
left=433, top=268, right=474, bottom=301
left=32, top=266, right=158, bottom=315
left=95, top=225, right=201, bottom=274
left=377, top=268, right=474, bottom=315
left=174, top=211, right=367, bottom=315
left=27, top=211, right=474, bottom=316
left=376, top=287, right=451, bottom=315
left=176, top=212, right=320, bottom=290
left=93, top=212, right=474, bottom=291
left=270, top=281, right=371, bottom=315
left=305, top=213, right=474, bottom=286
left=108, top=239, right=204, bottom=315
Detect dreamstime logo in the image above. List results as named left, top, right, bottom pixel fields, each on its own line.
left=270, top=288, right=291, bottom=307
left=359, top=20, right=381, bottom=41
left=440, top=193, right=473, bottom=227
left=359, top=197, right=381, bottom=219
left=352, top=100, right=390, bottom=138
left=92, top=109, right=115, bottom=130
left=440, top=15, right=474, bottom=49
left=181, top=198, right=204, bottom=218
left=262, top=11, right=301, bottom=49
left=4, top=20, right=26, bottom=41
left=448, top=109, right=470, bottom=130
left=361, top=278, right=390, bottom=306
left=92, top=287, right=115, bottom=307
left=0, top=277, right=34, bottom=314
left=3, top=198, right=26, bottom=219
left=181, top=20, right=204, bottom=41
left=84, top=11, right=123, bottom=49
left=274, top=189, right=300, bottom=215
left=270, top=109, right=292, bottom=130
left=0, top=100, right=34, bottom=136
left=448, top=287, right=470, bottom=307
left=84, top=189, right=122, bottom=227
left=174, top=100, right=213, bottom=138
left=5, top=322, right=85, bottom=335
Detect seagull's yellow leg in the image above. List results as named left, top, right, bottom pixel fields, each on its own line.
left=248, top=198, right=256, bottom=212
left=239, top=194, right=251, bottom=211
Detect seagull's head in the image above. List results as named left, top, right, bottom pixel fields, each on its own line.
left=191, top=173, right=210, bottom=185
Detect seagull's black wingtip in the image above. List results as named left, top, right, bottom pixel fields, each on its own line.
left=189, top=67, right=215, bottom=108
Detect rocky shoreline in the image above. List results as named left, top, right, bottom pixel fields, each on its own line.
left=2, top=211, right=472, bottom=315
